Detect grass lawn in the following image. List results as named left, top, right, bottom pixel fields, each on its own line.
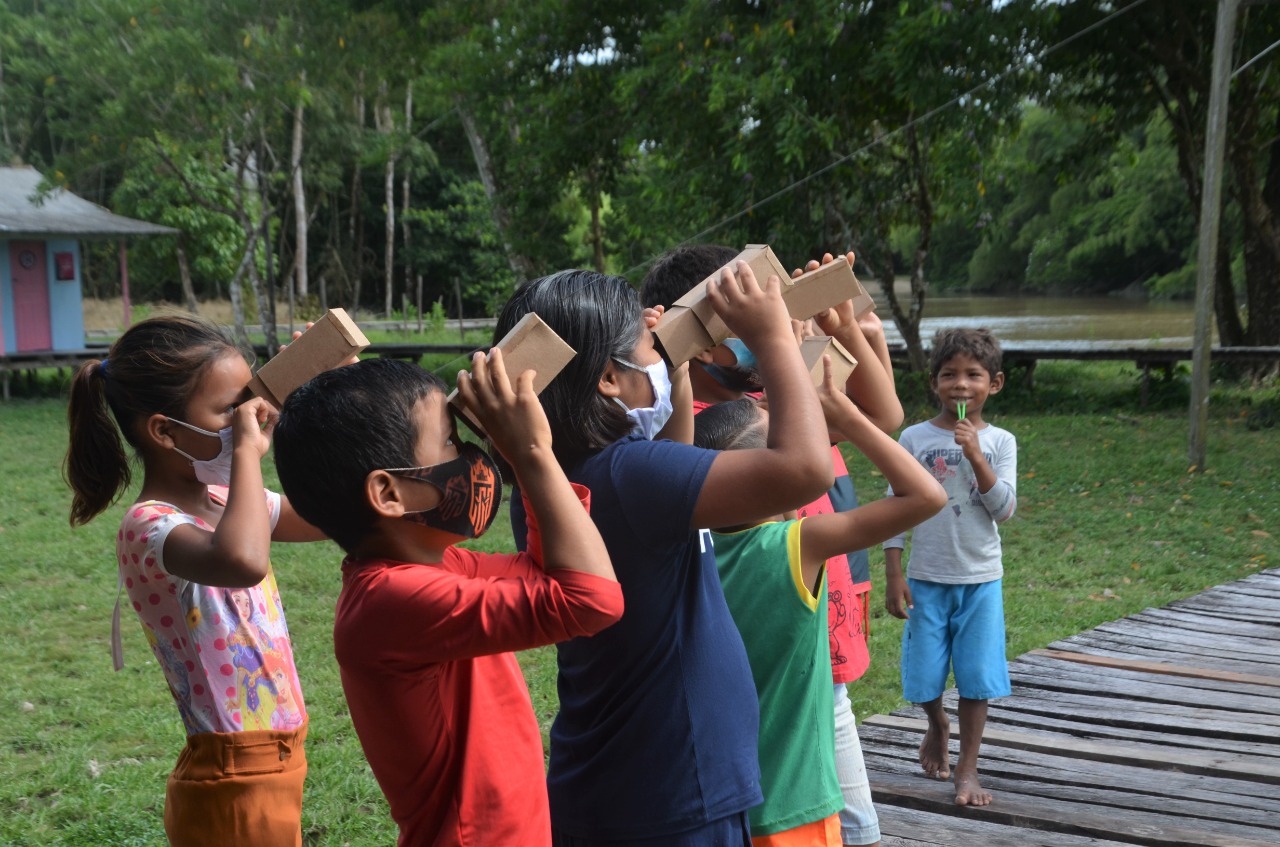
left=1, top=358, right=1276, bottom=845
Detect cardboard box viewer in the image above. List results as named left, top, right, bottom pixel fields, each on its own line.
left=798, top=335, right=858, bottom=390
left=248, top=308, right=370, bottom=409
left=653, top=246, right=873, bottom=367
left=448, top=312, right=577, bottom=437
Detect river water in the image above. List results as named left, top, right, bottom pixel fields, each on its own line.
left=869, top=286, right=1202, bottom=349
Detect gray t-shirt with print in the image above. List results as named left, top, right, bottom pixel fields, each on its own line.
left=884, top=420, right=1017, bottom=584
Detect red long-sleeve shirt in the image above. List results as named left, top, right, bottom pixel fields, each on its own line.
left=334, top=548, right=623, bottom=847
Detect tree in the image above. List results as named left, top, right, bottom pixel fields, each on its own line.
left=617, top=0, right=1029, bottom=369
left=1042, top=0, right=1280, bottom=349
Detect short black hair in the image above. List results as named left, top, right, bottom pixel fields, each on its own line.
left=494, top=270, right=641, bottom=468
left=641, top=244, right=739, bottom=310
left=929, top=328, right=1003, bottom=379
left=693, top=398, right=767, bottom=452
left=273, top=358, right=446, bottom=553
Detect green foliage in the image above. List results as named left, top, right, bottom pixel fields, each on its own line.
left=962, top=106, right=1197, bottom=296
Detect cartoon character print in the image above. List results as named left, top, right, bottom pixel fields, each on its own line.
left=828, top=588, right=849, bottom=668
left=225, top=588, right=281, bottom=730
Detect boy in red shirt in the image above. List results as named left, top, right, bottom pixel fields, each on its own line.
left=274, top=354, right=623, bottom=847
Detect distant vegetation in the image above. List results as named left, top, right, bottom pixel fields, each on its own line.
left=2, top=1, right=1277, bottom=365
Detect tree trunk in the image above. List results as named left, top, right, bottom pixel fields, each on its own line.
left=402, top=81, right=414, bottom=319
left=349, top=72, right=365, bottom=315
left=589, top=183, right=605, bottom=273
left=377, top=82, right=395, bottom=318
left=456, top=96, right=536, bottom=283
left=176, top=236, right=198, bottom=313
left=291, top=73, right=308, bottom=299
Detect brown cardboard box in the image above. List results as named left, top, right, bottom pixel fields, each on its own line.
left=448, top=312, right=576, bottom=436
left=783, top=258, right=876, bottom=321
left=247, top=308, right=370, bottom=408
left=654, top=244, right=789, bottom=366
left=798, top=335, right=858, bottom=389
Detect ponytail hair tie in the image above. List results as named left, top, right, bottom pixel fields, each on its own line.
left=98, top=359, right=110, bottom=380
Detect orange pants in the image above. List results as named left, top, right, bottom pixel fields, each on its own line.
left=752, top=814, right=841, bottom=847
left=164, top=721, right=307, bottom=847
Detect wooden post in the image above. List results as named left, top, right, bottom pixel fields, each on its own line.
left=1189, top=0, right=1239, bottom=472
left=119, top=239, right=132, bottom=328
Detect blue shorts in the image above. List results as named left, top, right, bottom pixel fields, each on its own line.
left=900, top=578, right=1011, bottom=703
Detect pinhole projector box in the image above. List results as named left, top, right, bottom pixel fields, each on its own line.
left=248, top=308, right=370, bottom=409
left=653, top=245, right=874, bottom=367
left=448, top=312, right=576, bottom=437
left=798, top=335, right=858, bottom=389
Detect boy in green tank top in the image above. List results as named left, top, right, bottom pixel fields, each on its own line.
left=694, top=359, right=945, bottom=845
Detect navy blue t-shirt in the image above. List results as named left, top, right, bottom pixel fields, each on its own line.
left=537, top=436, right=762, bottom=839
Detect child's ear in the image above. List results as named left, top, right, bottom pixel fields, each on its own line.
left=597, top=361, right=624, bottom=399
left=364, top=470, right=408, bottom=518
left=692, top=348, right=716, bottom=365
left=143, top=414, right=177, bottom=450
left=989, top=371, right=1006, bottom=395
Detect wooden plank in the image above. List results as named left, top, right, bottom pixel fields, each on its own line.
left=865, top=757, right=1280, bottom=834
left=1029, top=649, right=1280, bottom=687
left=977, top=701, right=1280, bottom=760
left=861, top=729, right=1278, bottom=808
left=877, top=804, right=1150, bottom=847
left=959, top=685, right=1280, bottom=737
left=1039, top=640, right=1280, bottom=680
left=1015, top=650, right=1280, bottom=698
left=1131, top=608, right=1280, bottom=641
left=863, top=749, right=1278, bottom=827
left=1007, top=656, right=1280, bottom=712
left=869, top=770, right=1280, bottom=847
left=862, top=715, right=1280, bottom=786
left=1166, top=597, right=1280, bottom=624
left=1087, top=620, right=1280, bottom=665
left=1053, top=631, right=1280, bottom=673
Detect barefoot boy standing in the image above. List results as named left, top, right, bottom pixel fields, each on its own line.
left=883, top=328, right=1017, bottom=807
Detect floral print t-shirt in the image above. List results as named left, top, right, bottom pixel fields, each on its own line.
left=116, top=487, right=307, bottom=735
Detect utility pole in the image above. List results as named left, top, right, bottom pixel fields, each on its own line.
left=1189, top=0, right=1239, bottom=471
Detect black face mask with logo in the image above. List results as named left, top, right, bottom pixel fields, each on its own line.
left=385, top=442, right=503, bottom=539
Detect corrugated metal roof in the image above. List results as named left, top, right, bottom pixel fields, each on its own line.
left=0, top=166, right=179, bottom=238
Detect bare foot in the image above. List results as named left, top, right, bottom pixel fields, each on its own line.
left=918, top=722, right=950, bottom=779
left=954, top=769, right=991, bottom=806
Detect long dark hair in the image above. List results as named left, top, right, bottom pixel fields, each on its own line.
left=64, top=314, right=243, bottom=526
left=494, top=270, right=641, bottom=467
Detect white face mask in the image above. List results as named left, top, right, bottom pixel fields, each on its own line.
left=612, top=358, right=674, bottom=440
left=167, top=417, right=235, bottom=485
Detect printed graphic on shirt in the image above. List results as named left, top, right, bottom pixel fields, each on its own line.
left=922, top=447, right=995, bottom=517
left=118, top=497, right=304, bottom=735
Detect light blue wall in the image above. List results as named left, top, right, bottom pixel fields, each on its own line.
left=46, top=239, right=85, bottom=351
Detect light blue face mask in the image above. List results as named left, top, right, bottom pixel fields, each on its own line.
left=167, top=417, right=235, bottom=486
left=611, top=357, right=674, bottom=440
left=704, top=338, right=762, bottom=391
left=722, top=338, right=757, bottom=369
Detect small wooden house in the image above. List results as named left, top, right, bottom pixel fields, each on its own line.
left=0, top=165, right=178, bottom=356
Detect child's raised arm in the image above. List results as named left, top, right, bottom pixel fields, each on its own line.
left=798, top=358, right=946, bottom=589
left=691, top=262, right=834, bottom=530
left=797, top=252, right=903, bottom=434
left=160, top=398, right=277, bottom=587
left=456, top=349, right=615, bottom=582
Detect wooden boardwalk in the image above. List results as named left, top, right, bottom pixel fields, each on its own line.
left=861, top=568, right=1280, bottom=847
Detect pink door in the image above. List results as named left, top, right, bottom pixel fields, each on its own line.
left=9, top=241, right=52, bottom=351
